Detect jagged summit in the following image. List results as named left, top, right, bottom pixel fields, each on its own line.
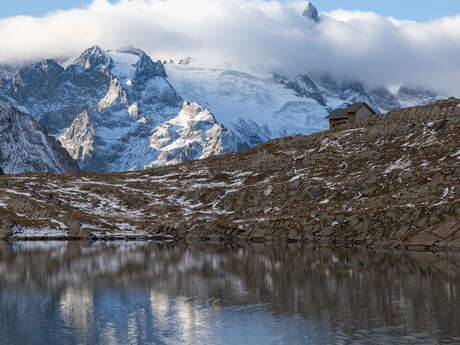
left=73, top=45, right=111, bottom=70
left=147, top=100, right=246, bottom=169
left=302, top=2, right=320, bottom=23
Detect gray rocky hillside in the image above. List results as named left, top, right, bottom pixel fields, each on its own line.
left=0, top=99, right=458, bottom=249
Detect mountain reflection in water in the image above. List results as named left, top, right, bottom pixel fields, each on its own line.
left=0, top=242, right=459, bottom=345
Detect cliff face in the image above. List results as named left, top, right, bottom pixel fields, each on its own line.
left=0, top=99, right=459, bottom=249
left=0, top=100, right=80, bottom=175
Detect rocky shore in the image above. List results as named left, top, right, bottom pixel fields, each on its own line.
left=0, top=99, right=459, bottom=250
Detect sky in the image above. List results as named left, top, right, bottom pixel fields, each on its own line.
left=2, top=0, right=460, bottom=22
left=2, top=0, right=460, bottom=95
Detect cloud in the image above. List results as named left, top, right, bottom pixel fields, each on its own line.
left=1, top=0, right=460, bottom=95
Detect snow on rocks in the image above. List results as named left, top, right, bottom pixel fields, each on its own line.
left=11, top=225, right=68, bottom=239
left=0, top=100, right=79, bottom=174
left=384, top=158, right=411, bottom=173
left=146, top=101, right=245, bottom=169
left=107, top=51, right=140, bottom=81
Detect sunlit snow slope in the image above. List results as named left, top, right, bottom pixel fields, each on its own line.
left=166, top=62, right=329, bottom=146
left=166, top=60, right=439, bottom=146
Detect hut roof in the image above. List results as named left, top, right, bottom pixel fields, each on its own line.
left=326, top=102, right=375, bottom=119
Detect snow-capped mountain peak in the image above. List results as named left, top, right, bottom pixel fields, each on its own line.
left=148, top=101, right=246, bottom=168
left=303, top=2, right=320, bottom=23
left=172, top=100, right=215, bottom=125
left=73, top=45, right=111, bottom=71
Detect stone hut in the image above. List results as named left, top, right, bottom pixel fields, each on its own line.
left=326, top=102, right=375, bottom=129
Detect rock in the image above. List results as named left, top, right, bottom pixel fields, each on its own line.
left=0, top=217, right=14, bottom=240
left=302, top=2, right=320, bottom=23
left=147, top=101, right=246, bottom=169
left=0, top=100, right=80, bottom=174
left=405, top=231, right=439, bottom=247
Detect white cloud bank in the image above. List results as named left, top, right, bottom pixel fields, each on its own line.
left=1, top=0, right=460, bottom=94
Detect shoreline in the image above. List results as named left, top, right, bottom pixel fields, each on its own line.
left=3, top=236, right=460, bottom=252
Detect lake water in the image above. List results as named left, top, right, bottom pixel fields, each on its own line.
left=0, top=242, right=459, bottom=345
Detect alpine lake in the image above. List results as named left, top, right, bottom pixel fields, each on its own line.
left=0, top=241, right=459, bottom=345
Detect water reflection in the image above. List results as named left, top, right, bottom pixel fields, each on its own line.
left=0, top=241, right=459, bottom=345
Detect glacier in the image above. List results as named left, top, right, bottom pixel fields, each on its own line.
left=165, top=59, right=440, bottom=146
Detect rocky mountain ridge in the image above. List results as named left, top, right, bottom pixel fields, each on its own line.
left=0, top=99, right=458, bottom=249
left=0, top=100, right=79, bottom=174
left=0, top=46, right=245, bottom=171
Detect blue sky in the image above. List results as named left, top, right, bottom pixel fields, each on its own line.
left=2, top=0, right=460, bottom=22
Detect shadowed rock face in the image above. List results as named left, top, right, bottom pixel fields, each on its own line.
left=0, top=99, right=459, bottom=248
left=303, top=2, right=320, bottom=23
left=397, top=86, right=440, bottom=108
left=0, top=100, right=80, bottom=175
left=274, top=73, right=327, bottom=106
left=369, top=87, right=401, bottom=112
left=10, top=59, right=64, bottom=103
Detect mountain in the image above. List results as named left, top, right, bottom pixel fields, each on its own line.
left=0, top=46, right=244, bottom=172
left=147, top=101, right=247, bottom=169
left=165, top=60, right=440, bottom=146
left=0, top=44, right=441, bottom=171
left=0, top=64, right=17, bottom=80
left=0, top=100, right=79, bottom=174
left=303, top=2, right=320, bottom=23
left=3, top=45, right=181, bottom=135
left=396, top=87, right=440, bottom=108
left=0, top=99, right=458, bottom=248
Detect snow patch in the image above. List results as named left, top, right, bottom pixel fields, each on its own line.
left=108, top=51, right=139, bottom=80
left=12, top=225, right=68, bottom=238
left=384, top=158, right=411, bottom=173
